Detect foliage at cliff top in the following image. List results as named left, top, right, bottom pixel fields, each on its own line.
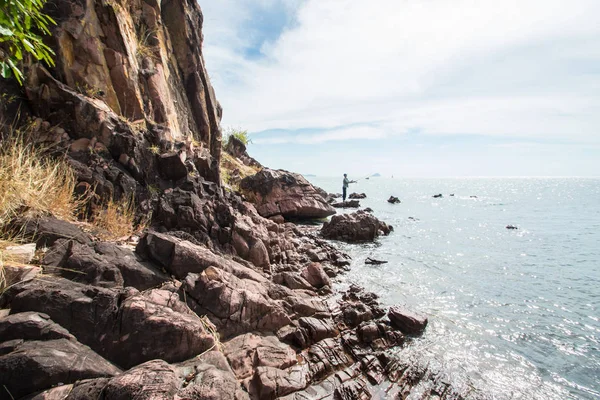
left=224, top=127, right=252, bottom=146
left=0, top=0, right=56, bottom=84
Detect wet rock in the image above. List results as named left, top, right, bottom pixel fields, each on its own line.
left=0, top=312, right=75, bottom=343
left=365, top=257, right=387, bottom=265
left=388, top=306, right=428, bottom=335
left=506, top=225, right=518, bottom=230
left=240, top=168, right=335, bottom=219
left=0, top=339, right=120, bottom=399
left=349, top=193, right=367, bottom=199
left=321, top=210, right=393, bottom=242
left=433, top=194, right=443, bottom=198
left=388, top=196, right=401, bottom=204
left=331, top=200, right=360, bottom=208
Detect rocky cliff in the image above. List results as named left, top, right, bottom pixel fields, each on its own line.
left=0, top=1, right=476, bottom=399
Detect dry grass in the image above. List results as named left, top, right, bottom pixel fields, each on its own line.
left=0, top=129, right=81, bottom=230
left=91, top=195, right=141, bottom=240
left=220, top=152, right=260, bottom=191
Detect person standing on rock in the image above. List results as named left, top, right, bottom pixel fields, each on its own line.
left=342, top=173, right=356, bottom=202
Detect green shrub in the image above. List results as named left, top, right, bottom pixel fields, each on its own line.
left=0, top=0, right=56, bottom=84
left=224, top=127, right=252, bottom=146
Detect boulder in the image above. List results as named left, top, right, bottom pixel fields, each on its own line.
left=0, top=339, right=120, bottom=399
left=240, top=169, right=335, bottom=219
left=387, top=196, right=401, bottom=204
left=321, top=211, right=393, bottom=242
left=348, top=193, right=367, bottom=199
left=223, top=333, right=297, bottom=380
left=8, top=216, right=92, bottom=248
left=388, top=306, right=428, bottom=335
left=103, top=360, right=179, bottom=399
left=251, top=365, right=309, bottom=400
left=506, top=225, right=518, bottom=230
left=2, top=277, right=217, bottom=368
left=183, top=267, right=291, bottom=338
left=3, top=243, right=36, bottom=264
left=158, top=151, right=188, bottom=180
left=0, top=312, right=75, bottom=343
left=1, top=265, right=42, bottom=288
left=331, top=200, right=360, bottom=208
left=432, top=194, right=443, bottom=198
left=300, top=263, right=331, bottom=289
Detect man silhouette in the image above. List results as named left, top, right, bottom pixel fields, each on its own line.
left=342, top=173, right=356, bottom=202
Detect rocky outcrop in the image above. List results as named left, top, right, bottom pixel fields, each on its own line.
left=240, top=169, right=335, bottom=220
left=331, top=200, right=360, bottom=208
left=388, top=306, right=428, bottom=335
left=349, top=193, right=367, bottom=199
left=225, top=136, right=262, bottom=169
left=388, top=196, right=401, bottom=204
left=321, top=210, right=393, bottom=242
left=0, top=339, right=121, bottom=399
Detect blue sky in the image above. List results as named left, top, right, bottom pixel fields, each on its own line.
left=201, top=0, right=600, bottom=177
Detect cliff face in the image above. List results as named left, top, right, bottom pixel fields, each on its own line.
left=25, top=0, right=222, bottom=181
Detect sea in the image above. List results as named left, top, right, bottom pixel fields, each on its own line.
left=306, top=177, right=600, bottom=400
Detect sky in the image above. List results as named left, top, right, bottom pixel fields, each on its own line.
left=200, top=0, right=600, bottom=177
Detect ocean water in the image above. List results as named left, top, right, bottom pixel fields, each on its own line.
left=307, top=177, right=600, bottom=399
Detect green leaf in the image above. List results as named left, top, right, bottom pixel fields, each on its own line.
left=0, top=25, right=13, bottom=36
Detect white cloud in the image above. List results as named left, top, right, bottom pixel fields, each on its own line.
left=201, top=0, right=600, bottom=144
left=253, top=125, right=387, bottom=144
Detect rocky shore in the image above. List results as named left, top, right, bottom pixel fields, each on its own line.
left=0, top=1, right=477, bottom=399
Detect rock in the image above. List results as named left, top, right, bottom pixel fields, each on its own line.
left=363, top=207, right=373, bottom=213
left=8, top=216, right=92, bottom=248
left=273, top=272, right=314, bottom=291
left=93, top=242, right=169, bottom=290
left=348, top=193, right=366, bottom=199
left=0, top=312, right=75, bottom=343
left=0, top=339, right=120, bottom=399
left=43, top=240, right=168, bottom=290
left=449, top=194, right=455, bottom=196
left=365, top=257, right=387, bottom=265
left=1, top=265, right=42, bottom=288
left=470, top=195, right=478, bottom=198
left=176, top=350, right=249, bottom=399
left=223, top=333, right=297, bottom=380
left=43, top=240, right=124, bottom=288
left=321, top=210, right=393, bottom=242
left=3, top=243, right=36, bottom=264
left=252, top=365, right=308, bottom=399
left=158, top=151, right=188, bottom=180
left=388, top=306, right=428, bottom=335
left=240, top=168, right=335, bottom=219
left=103, top=360, right=179, bottom=399
left=268, top=214, right=285, bottom=224
left=183, top=267, right=291, bottom=338
left=138, top=231, right=265, bottom=281
left=432, top=194, right=443, bottom=198
left=225, top=135, right=262, bottom=168
left=506, top=225, right=518, bottom=230
left=111, top=289, right=217, bottom=368
left=387, top=196, right=401, bottom=204
left=2, top=277, right=217, bottom=368
left=300, top=262, right=331, bottom=289
left=331, top=200, right=360, bottom=208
